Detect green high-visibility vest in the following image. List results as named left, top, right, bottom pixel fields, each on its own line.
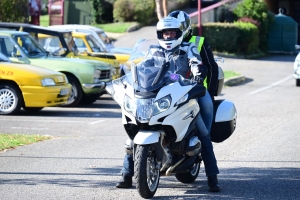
left=188, top=36, right=208, bottom=88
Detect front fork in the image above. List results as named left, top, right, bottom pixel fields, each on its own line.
left=130, top=131, right=172, bottom=172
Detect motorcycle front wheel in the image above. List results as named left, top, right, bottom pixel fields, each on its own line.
left=175, top=161, right=201, bottom=183
left=134, top=144, right=160, bottom=199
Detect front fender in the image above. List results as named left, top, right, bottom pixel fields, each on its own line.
left=134, top=131, right=160, bottom=145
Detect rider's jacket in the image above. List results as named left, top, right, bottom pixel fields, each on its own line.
left=189, top=36, right=205, bottom=52
left=188, top=36, right=219, bottom=97
left=142, top=42, right=207, bottom=80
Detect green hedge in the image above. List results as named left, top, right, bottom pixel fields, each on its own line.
left=113, top=0, right=155, bottom=25
left=194, top=22, right=259, bottom=55
left=0, top=0, right=28, bottom=22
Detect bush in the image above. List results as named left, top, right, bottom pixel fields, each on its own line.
left=133, top=0, right=155, bottom=25
left=113, top=0, right=135, bottom=22
left=233, top=0, right=274, bottom=52
left=198, top=22, right=259, bottom=55
left=217, top=4, right=238, bottom=23
left=234, top=21, right=259, bottom=54
left=89, top=0, right=114, bottom=23
left=113, top=0, right=155, bottom=25
left=0, top=0, right=28, bottom=22
left=202, top=23, right=240, bottom=53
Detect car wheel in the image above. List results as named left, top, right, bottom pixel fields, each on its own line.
left=296, top=79, right=300, bottom=87
left=0, top=83, right=23, bottom=115
left=80, top=94, right=99, bottom=104
left=63, top=75, right=83, bottom=107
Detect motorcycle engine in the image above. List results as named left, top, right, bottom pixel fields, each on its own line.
left=169, top=136, right=201, bottom=156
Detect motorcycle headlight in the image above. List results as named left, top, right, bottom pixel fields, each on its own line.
left=136, top=98, right=154, bottom=122
left=41, top=78, right=56, bottom=86
left=153, top=95, right=171, bottom=116
left=124, top=94, right=137, bottom=116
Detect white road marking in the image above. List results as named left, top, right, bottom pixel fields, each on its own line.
left=0, top=119, right=80, bottom=123
left=0, top=118, right=106, bottom=125
left=88, top=120, right=105, bottom=125
left=248, top=75, right=293, bottom=95
left=11, top=127, right=49, bottom=130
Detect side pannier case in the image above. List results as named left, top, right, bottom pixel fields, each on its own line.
left=210, top=99, right=237, bottom=143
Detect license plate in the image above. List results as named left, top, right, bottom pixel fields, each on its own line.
left=60, top=88, right=70, bottom=96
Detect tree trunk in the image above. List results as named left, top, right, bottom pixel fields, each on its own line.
left=162, top=0, right=168, bottom=17
left=155, top=0, right=163, bottom=20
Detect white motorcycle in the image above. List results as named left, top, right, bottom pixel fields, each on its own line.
left=106, top=39, right=237, bottom=199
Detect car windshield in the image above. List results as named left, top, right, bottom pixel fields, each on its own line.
left=0, top=52, right=10, bottom=62
left=13, top=34, right=48, bottom=58
left=74, top=35, right=102, bottom=53
left=97, top=32, right=110, bottom=45
left=38, top=33, right=78, bottom=56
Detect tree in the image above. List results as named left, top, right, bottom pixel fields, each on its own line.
left=155, top=0, right=168, bottom=20
left=233, top=0, right=274, bottom=52
left=0, top=0, right=29, bottom=23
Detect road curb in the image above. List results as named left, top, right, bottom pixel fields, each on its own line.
left=224, top=75, right=246, bottom=86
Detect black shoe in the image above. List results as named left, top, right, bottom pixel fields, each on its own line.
left=116, top=175, right=132, bottom=188
left=207, top=175, right=221, bottom=192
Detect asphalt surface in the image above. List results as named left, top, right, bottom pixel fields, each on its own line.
left=1, top=26, right=300, bottom=199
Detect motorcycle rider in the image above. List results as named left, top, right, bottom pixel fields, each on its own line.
left=116, top=16, right=220, bottom=192
left=168, top=10, right=219, bottom=101
left=168, top=10, right=221, bottom=192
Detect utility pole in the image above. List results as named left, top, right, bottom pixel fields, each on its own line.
left=197, top=0, right=202, bottom=36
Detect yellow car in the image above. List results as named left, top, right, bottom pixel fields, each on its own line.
left=71, top=32, right=130, bottom=76
left=38, top=33, right=125, bottom=79
left=0, top=52, right=71, bottom=115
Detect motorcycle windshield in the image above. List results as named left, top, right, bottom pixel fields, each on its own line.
left=124, top=39, right=179, bottom=92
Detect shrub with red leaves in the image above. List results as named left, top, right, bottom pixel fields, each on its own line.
left=237, top=17, right=261, bottom=28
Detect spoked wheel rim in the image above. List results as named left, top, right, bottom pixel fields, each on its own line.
left=0, top=88, right=17, bottom=112
left=67, top=84, right=77, bottom=105
left=147, top=146, right=159, bottom=192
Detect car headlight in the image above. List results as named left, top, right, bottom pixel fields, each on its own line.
left=41, top=78, right=56, bottom=86
left=124, top=94, right=137, bottom=116
left=153, top=95, right=171, bottom=116
left=94, top=69, right=101, bottom=83
left=94, top=69, right=101, bottom=79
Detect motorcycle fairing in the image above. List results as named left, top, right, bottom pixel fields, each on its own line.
left=134, top=130, right=161, bottom=145
left=161, top=99, right=200, bottom=142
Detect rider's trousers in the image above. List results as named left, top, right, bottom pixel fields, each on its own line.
left=196, top=90, right=219, bottom=176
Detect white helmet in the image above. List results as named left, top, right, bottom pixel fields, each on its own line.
left=156, top=17, right=183, bottom=51
left=168, top=10, right=192, bottom=39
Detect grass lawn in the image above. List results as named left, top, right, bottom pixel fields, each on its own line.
left=92, top=22, right=137, bottom=33
left=224, top=70, right=240, bottom=79
left=39, top=15, right=135, bottom=33
left=0, top=134, right=52, bottom=151
left=40, top=15, right=49, bottom=27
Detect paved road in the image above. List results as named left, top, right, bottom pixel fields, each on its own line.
left=0, top=53, right=300, bottom=199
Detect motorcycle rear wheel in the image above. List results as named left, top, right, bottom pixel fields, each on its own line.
left=134, top=145, right=160, bottom=199
left=175, top=161, right=201, bottom=183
